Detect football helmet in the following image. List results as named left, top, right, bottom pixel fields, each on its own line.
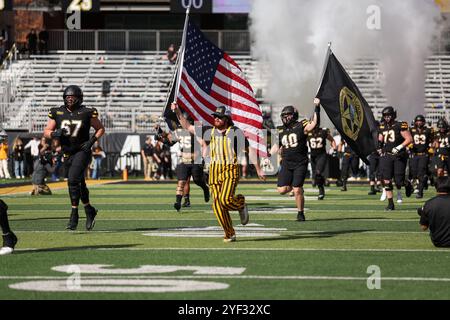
left=382, top=106, right=396, bottom=124
left=63, top=85, right=83, bottom=109
left=437, top=118, right=449, bottom=131
left=280, top=106, right=298, bottom=127
left=414, top=115, right=426, bottom=128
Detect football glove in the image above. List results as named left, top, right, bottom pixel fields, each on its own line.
left=331, top=149, right=338, bottom=157
left=51, top=128, right=67, bottom=138
left=80, top=136, right=98, bottom=152
left=392, top=144, right=404, bottom=154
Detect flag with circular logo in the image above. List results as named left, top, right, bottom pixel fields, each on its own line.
left=317, top=50, right=378, bottom=164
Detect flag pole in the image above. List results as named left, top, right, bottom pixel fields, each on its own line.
left=173, top=5, right=190, bottom=103
left=316, top=42, right=332, bottom=96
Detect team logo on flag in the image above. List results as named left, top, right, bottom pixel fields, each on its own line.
left=339, top=87, right=364, bottom=141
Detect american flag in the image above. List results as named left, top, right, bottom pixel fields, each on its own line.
left=176, top=21, right=267, bottom=157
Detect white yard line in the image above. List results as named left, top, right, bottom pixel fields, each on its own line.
left=1, top=274, right=450, bottom=283
left=14, top=230, right=425, bottom=234
left=15, top=247, right=448, bottom=253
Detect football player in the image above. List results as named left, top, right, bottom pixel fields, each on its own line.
left=307, top=126, right=337, bottom=200
left=165, top=119, right=210, bottom=212
left=270, top=98, right=320, bottom=221
left=368, top=121, right=382, bottom=195
left=0, top=130, right=17, bottom=255
left=409, top=115, right=433, bottom=198
left=433, top=117, right=450, bottom=177
left=44, top=85, right=105, bottom=230
left=338, top=140, right=360, bottom=192
left=378, top=106, right=413, bottom=211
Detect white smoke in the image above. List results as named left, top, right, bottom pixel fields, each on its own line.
left=249, top=0, right=442, bottom=121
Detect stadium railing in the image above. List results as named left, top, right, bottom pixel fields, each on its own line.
left=47, top=29, right=251, bottom=53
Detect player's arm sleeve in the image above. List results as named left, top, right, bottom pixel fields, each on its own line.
left=48, top=108, right=56, bottom=120
left=400, top=121, right=409, bottom=131
left=90, top=108, right=99, bottom=119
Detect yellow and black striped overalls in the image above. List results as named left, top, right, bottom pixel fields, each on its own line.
left=209, top=126, right=245, bottom=239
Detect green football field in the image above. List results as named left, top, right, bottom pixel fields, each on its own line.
left=0, top=180, right=449, bottom=300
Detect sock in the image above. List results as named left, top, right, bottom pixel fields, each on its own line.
left=176, top=195, right=182, bottom=204
left=370, top=185, right=375, bottom=192
left=84, top=204, right=94, bottom=211
left=298, top=210, right=304, bottom=215
left=184, top=194, right=190, bottom=201
left=388, top=198, right=394, bottom=206
left=71, top=207, right=79, bottom=216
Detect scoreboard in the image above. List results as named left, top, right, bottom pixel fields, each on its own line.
left=62, top=0, right=100, bottom=12
left=0, top=0, right=12, bottom=11
left=171, top=0, right=251, bottom=13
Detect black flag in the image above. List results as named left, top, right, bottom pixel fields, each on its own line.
left=317, top=50, right=378, bottom=164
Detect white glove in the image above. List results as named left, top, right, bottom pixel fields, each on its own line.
left=392, top=144, right=404, bottom=154
left=261, top=158, right=271, bottom=167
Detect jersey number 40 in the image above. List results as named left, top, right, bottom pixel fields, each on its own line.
left=281, top=133, right=298, bottom=149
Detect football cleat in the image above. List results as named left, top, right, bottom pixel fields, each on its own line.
left=0, top=232, right=18, bottom=255
left=66, top=212, right=79, bottom=230
left=297, top=212, right=306, bottom=222
left=85, top=207, right=97, bottom=231
left=182, top=200, right=191, bottom=208
left=174, top=202, right=181, bottom=212
left=318, top=186, right=325, bottom=200
left=385, top=204, right=395, bottom=211
left=204, top=189, right=210, bottom=203
left=405, top=183, right=413, bottom=198
left=397, top=191, right=403, bottom=204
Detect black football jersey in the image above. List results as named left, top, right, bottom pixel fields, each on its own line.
left=48, top=105, right=98, bottom=154
left=278, top=119, right=309, bottom=165
left=307, top=128, right=329, bottom=155
left=435, top=131, right=450, bottom=156
left=410, top=127, right=433, bottom=154
left=379, top=121, right=408, bottom=153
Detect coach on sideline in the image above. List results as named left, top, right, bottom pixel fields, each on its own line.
left=418, top=176, right=450, bottom=248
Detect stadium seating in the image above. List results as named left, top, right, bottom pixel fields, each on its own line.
left=0, top=52, right=269, bottom=133
left=1, top=52, right=450, bottom=132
